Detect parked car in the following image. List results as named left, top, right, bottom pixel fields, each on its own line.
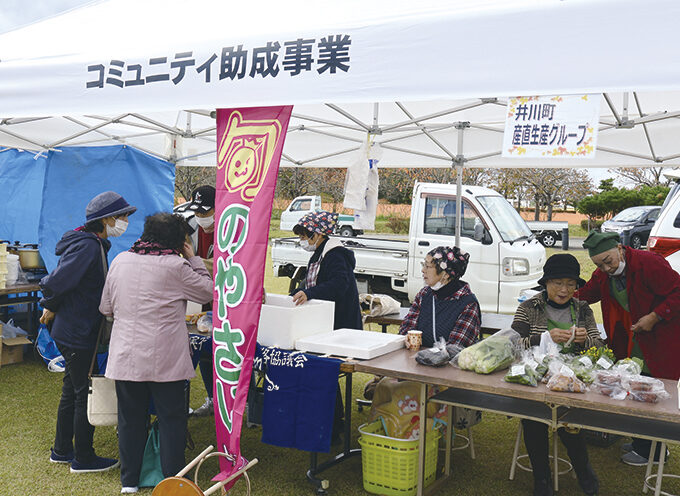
left=648, top=170, right=680, bottom=274
left=600, top=206, right=661, bottom=249
left=526, top=221, right=569, bottom=247
left=279, top=195, right=363, bottom=236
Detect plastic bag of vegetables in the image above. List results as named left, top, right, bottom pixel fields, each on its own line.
left=454, top=329, right=520, bottom=374
left=504, top=351, right=540, bottom=387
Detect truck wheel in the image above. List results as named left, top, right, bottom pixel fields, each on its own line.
left=630, top=234, right=642, bottom=249
left=540, top=233, right=556, bottom=247
left=339, top=226, right=354, bottom=237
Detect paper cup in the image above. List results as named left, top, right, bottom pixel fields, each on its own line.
left=406, top=330, right=422, bottom=351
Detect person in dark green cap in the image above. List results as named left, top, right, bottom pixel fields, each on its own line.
left=576, top=230, right=680, bottom=466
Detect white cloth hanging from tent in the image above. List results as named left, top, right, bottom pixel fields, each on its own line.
left=343, top=142, right=381, bottom=230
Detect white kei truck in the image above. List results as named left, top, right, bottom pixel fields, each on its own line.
left=271, top=182, right=546, bottom=314
left=279, top=195, right=363, bottom=237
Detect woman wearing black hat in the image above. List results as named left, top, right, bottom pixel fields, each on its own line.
left=511, top=253, right=603, bottom=496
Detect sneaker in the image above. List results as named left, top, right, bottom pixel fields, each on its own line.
left=621, top=449, right=670, bottom=466
left=192, top=397, right=214, bottom=417
left=49, top=448, right=74, bottom=464
left=621, top=442, right=634, bottom=453
left=121, top=487, right=138, bottom=494
left=70, top=455, right=120, bottom=473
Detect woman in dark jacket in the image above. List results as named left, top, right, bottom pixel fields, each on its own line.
left=511, top=253, right=603, bottom=496
left=39, top=191, right=136, bottom=473
left=291, top=211, right=362, bottom=329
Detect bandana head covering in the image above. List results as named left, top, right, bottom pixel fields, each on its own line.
left=427, top=246, right=470, bottom=279
left=582, top=231, right=621, bottom=257
left=294, top=211, right=339, bottom=236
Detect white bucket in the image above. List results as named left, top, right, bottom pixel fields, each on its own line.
left=6, top=253, right=19, bottom=285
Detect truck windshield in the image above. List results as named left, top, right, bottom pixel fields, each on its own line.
left=477, top=195, right=532, bottom=242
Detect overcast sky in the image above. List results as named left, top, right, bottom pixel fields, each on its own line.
left=0, top=0, right=95, bottom=34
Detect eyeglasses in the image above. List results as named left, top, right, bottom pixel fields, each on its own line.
left=547, top=280, right=578, bottom=290
left=420, top=261, right=436, bottom=270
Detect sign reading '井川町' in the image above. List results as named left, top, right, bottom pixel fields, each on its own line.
left=503, top=94, right=600, bottom=159
left=211, top=106, right=292, bottom=488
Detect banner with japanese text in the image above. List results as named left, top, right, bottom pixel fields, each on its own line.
left=503, top=95, right=600, bottom=158
left=212, top=105, right=293, bottom=484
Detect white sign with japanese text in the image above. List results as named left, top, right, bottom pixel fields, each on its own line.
left=503, top=95, right=600, bottom=159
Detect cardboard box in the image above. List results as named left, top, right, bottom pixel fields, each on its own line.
left=1, top=336, right=31, bottom=366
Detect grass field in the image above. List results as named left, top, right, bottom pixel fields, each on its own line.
left=1, top=223, right=676, bottom=495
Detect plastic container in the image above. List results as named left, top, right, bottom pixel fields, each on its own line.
left=358, top=421, right=441, bottom=496
left=257, top=293, right=334, bottom=349
left=5, top=254, right=19, bottom=285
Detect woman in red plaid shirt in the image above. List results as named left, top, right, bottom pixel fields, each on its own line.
left=399, top=246, right=481, bottom=348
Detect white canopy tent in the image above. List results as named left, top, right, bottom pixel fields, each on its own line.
left=2, top=0, right=680, bottom=245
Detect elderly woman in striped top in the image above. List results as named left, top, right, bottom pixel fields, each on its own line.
left=511, top=253, right=603, bottom=496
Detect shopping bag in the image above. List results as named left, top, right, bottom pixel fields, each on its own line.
left=35, top=324, right=65, bottom=372
left=87, top=375, right=117, bottom=426
left=139, top=420, right=164, bottom=487
left=360, top=293, right=400, bottom=317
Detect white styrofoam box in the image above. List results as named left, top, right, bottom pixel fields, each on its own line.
left=5, top=254, right=18, bottom=285
left=257, top=293, right=334, bottom=349
left=295, top=328, right=405, bottom=360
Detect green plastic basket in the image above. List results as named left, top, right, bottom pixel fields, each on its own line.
left=358, top=420, right=441, bottom=496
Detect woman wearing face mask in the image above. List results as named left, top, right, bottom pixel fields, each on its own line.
left=512, top=253, right=602, bottom=496
left=291, top=211, right=362, bottom=330
left=398, top=246, right=481, bottom=349
left=39, top=191, right=136, bottom=473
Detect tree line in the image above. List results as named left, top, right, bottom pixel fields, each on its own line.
left=175, top=165, right=676, bottom=221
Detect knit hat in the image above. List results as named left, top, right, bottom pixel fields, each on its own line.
left=583, top=231, right=621, bottom=257
left=427, top=246, right=470, bottom=279
left=538, top=253, right=586, bottom=287
left=293, top=211, right=339, bottom=236
left=85, top=191, right=137, bottom=222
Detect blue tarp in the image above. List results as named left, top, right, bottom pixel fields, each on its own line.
left=0, top=149, right=47, bottom=245
left=0, top=145, right=175, bottom=272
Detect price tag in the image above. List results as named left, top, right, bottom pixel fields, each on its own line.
left=559, top=364, right=575, bottom=377
left=526, top=358, right=539, bottom=371
left=511, top=365, right=525, bottom=377
left=596, top=357, right=613, bottom=370
left=579, top=356, right=593, bottom=367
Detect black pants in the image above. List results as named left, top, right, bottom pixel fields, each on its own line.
left=115, top=380, right=187, bottom=487
left=198, top=352, right=213, bottom=400
left=522, top=419, right=592, bottom=483
left=54, top=345, right=97, bottom=462
left=632, top=438, right=665, bottom=460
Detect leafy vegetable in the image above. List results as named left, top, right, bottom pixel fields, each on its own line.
left=457, top=335, right=516, bottom=374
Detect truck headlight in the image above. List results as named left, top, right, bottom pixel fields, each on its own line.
left=503, top=257, right=529, bottom=276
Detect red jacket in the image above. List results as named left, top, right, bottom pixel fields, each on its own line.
left=576, top=247, right=680, bottom=380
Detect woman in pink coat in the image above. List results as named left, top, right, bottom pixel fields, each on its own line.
left=100, top=213, right=213, bottom=494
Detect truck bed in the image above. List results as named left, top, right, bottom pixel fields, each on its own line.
left=271, top=236, right=409, bottom=278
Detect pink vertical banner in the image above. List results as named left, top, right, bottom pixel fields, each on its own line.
left=212, top=106, right=293, bottom=484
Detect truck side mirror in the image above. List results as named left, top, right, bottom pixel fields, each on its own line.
left=474, top=224, right=493, bottom=244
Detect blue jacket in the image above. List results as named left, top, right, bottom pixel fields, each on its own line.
left=39, top=230, right=110, bottom=350
left=301, top=239, right=363, bottom=330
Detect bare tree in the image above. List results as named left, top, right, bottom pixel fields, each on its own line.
left=275, top=167, right=320, bottom=199
left=609, top=167, right=678, bottom=187
left=521, top=168, right=593, bottom=220
left=174, top=166, right=216, bottom=203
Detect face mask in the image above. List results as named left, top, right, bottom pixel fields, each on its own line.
left=195, top=215, right=214, bottom=229
left=106, top=218, right=128, bottom=238
left=611, top=259, right=626, bottom=277
left=430, top=281, right=445, bottom=291
left=300, top=239, right=317, bottom=252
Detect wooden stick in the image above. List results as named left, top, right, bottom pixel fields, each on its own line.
left=203, top=458, right=258, bottom=496
left=176, top=445, right=214, bottom=478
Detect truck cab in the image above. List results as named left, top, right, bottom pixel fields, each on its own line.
left=407, top=182, right=545, bottom=313
left=279, top=195, right=363, bottom=236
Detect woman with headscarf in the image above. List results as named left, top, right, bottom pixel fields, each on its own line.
left=99, top=213, right=213, bottom=494
left=398, top=246, right=481, bottom=348
left=511, top=253, right=602, bottom=496
left=292, top=211, right=362, bottom=330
